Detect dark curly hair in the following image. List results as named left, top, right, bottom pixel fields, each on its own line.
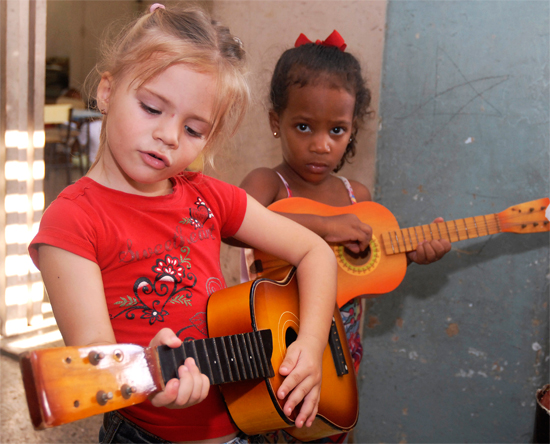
left=270, top=43, right=372, bottom=172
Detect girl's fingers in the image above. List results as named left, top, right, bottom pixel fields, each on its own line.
left=149, top=357, right=210, bottom=408
left=149, top=327, right=182, bottom=349
left=283, top=379, right=320, bottom=428
left=175, top=358, right=210, bottom=407
left=149, top=378, right=180, bottom=407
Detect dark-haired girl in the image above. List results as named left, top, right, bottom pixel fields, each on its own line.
left=240, top=31, right=451, bottom=443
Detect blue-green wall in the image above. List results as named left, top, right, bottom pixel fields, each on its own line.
left=357, top=1, right=549, bottom=442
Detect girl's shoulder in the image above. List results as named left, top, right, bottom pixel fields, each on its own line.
left=239, top=167, right=284, bottom=206
left=345, top=178, right=372, bottom=202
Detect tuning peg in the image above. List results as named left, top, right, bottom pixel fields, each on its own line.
left=96, top=390, right=113, bottom=406
left=121, top=384, right=137, bottom=399
left=88, top=351, right=105, bottom=365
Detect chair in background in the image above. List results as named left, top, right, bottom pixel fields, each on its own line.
left=56, top=95, right=91, bottom=175
left=44, top=103, right=79, bottom=185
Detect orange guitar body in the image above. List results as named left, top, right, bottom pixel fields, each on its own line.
left=253, top=199, right=408, bottom=307
left=253, top=197, right=550, bottom=308
left=208, top=266, right=358, bottom=440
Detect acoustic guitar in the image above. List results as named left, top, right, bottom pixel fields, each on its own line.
left=20, top=267, right=357, bottom=441
left=252, top=197, right=550, bottom=308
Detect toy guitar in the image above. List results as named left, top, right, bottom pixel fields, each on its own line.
left=251, top=197, right=550, bottom=307
left=20, top=267, right=357, bottom=441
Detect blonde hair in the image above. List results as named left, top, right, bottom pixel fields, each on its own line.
left=87, top=5, right=249, bottom=170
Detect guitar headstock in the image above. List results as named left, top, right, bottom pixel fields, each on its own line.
left=498, top=197, right=550, bottom=234
left=20, top=344, right=164, bottom=429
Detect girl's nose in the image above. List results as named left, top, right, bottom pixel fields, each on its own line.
left=310, top=133, right=331, bottom=154
left=153, top=116, right=179, bottom=148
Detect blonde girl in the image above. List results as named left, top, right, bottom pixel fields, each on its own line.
left=29, top=5, right=337, bottom=443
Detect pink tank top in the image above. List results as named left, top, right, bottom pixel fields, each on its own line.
left=275, top=172, right=357, bottom=204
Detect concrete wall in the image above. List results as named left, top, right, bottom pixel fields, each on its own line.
left=361, top=1, right=549, bottom=442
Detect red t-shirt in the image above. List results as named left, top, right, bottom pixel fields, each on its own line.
left=29, top=173, right=247, bottom=441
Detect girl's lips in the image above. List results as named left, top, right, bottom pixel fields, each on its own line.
left=306, top=162, right=330, bottom=173
left=140, top=151, right=170, bottom=169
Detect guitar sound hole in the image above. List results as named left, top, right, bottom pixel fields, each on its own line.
left=343, top=244, right=371, bottom=266
left=285, top=327, right=298, bottom=348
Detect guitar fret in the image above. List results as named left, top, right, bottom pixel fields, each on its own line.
left=388, top=233, right=396, bottom=253
left=401, top=230, right=407, bottom=251
left=483, top=215, right=491, bottom=235
left=197, top=340, right=214, bottom=384
left=435, top=224, right=443, bottom=239
left=183, top=341, right=197, bottom=371
left=463, top=218, right=470, bottom=238
left=237, top=335, right=252, bottom=380
left=249, top=332, right=266, bottom=378
left=413, top=226, right=420, bottom=245
left=225, top=336, right=241, bottom=381
left=444, top=221, right=452, bottom=241
left=217, top=336, right=233, bottom=383
left=407, top=228, right=414, bottom=251
left=473, top=218, right=480, bottom=237
left=250, top=330, right=268, bottom=377
left=429, top=224, right=434, bottom=240
left=244, top=333, right=259, bottom=379
left=256, top=330, right=275, bottom=378
left=205, top=338, right=224, bottom=384
left=453, top=220, right=460, bottom=241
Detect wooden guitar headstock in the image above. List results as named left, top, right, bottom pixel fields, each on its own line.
left=20, top=344, right=163, bottom=429
left=498, top=197, right=549, bottom=234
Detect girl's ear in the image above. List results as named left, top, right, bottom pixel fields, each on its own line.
left=97, top=73, right=114, bottom=113
left=268, top=110, right=280, bottom=136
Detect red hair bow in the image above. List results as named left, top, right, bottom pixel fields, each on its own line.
left=294, top=30, right=347, bottom=52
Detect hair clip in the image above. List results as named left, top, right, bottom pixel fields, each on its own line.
left=149, top=3, right=165, bottom=13
left=233, top=36, right=243, bottom=48
left=295, top=30, right=347, bottom=52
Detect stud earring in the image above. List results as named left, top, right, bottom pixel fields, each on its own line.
left=273, top=132, right=278, bottom=137
left=100, top=109, right=107, bottom=115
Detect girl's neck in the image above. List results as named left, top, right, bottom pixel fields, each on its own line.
left=87, top=158, right=174, bottom=197
left=275, top=163, right=351, bottom=207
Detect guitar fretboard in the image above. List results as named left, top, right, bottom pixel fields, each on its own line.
left=381, top=201, right=549, bottom=256
left=157, top=330, right=275, bottom=385
left=381, top=212, right=501, bottom=255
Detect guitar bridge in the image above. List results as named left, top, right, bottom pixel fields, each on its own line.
left=328, top=318, right=349, bottom=377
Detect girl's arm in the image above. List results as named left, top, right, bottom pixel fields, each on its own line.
left=233, top=195, right=337, bottom=429
left=240, top=170, right=372, bottom=253
left=348, top=180, right=451, bottom=264
left=37, top=245, right=210, bottom=409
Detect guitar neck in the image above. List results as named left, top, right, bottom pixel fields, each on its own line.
left=381, top=213, right=501, bottom=255
left=20, top=331, right=274, bottom=430
left=380, top=198, right=549, bottom=255
left=158, top=330, right=275, bottom=385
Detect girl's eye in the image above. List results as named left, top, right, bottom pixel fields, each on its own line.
left=296, top=123, right=310, bottom=133
left=331, top=127, right=345, bottom=135
left=140, top=102, right=161, bottom=115
left=185, top=125, right=204, bottom=139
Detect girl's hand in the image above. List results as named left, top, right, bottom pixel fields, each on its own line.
left=406, top=217, right=452, bottom=265
left=277, top=336, right=325, bottom=428
left=321, top=214, right=372, bottom=254
left=148, top=328, right=210, bottom=409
